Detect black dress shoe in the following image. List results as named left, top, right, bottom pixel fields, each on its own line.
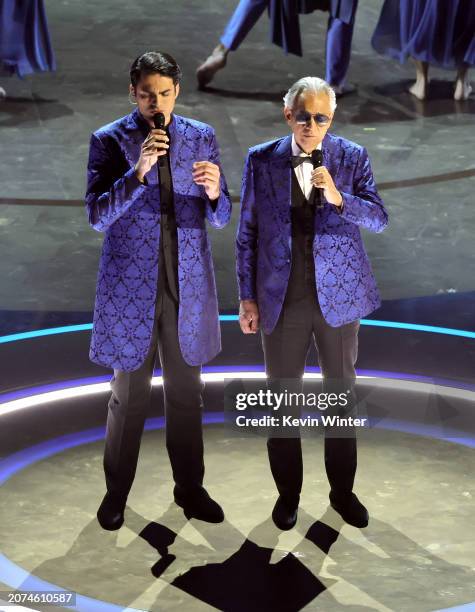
left=97, top=492, right=126, bottom=531
left=330, top=492, right=369, bottom=528
left=174, top=486, right=224, bottom=523
left=272, top=496, right=299, bottom=531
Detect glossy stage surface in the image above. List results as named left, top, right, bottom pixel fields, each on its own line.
left=0, top=0, right=474, bottom=610
left=1, top=321, right=474, bottom=611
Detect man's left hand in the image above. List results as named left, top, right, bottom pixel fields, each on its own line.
left=192, top=161, right=221, bottom=200
left=311, top=166, right=342, bottom=207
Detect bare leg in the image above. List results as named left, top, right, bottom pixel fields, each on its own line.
left=409, top=58, right=429, bottom=100
left=196, top=43, right=229, bottom=89
left=454, top=64, right=472, bottom=101
left=196, top=0, right=267, bottom=88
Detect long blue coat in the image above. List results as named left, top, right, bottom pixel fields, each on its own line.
left=236, top=133, right=388, bottom=333
left=86, top=109, right=232, bottom=371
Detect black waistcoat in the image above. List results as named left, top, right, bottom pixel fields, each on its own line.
left=157, top=152, right=179, bottom=306
left=284, top=170, right=317, bottom=303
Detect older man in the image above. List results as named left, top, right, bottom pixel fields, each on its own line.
left=86, top=51, right=231, bottom=530
left=236, top=76, right=388, bottom=530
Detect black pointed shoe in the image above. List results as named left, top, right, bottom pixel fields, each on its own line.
left=174, top=486, right=224, bottom=523
left=97, top=492, right=126, bottom=531
left=272, top=496, right=299, bottom=531
left=330, top=492, right=369, bottom=528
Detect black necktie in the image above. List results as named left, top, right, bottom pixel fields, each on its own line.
left=290, top=155, right=313, bottom=168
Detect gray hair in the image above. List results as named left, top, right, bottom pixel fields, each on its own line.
left=283, top=76, right=337, bottom=112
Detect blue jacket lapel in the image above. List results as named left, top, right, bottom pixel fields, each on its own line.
left=168, top=113, right=181, bottom=182
left=270, top=133, right=342, bottom=206
left=322, top=132, right=343, bottom=182
left=268, top=135, right=292, bottom=221
left=124, top=109, right=159, bottom=185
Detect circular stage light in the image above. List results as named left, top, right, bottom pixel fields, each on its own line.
left=0, top=408, right=474, bottom=612
left=1, top=317, right=474, bottom=345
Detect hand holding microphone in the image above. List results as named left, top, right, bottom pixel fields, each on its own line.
left=134, top=111, right=221, bottom=200
left=310, top=150, right=342, bottom=207
left=134, top=112, right=169, bottom=182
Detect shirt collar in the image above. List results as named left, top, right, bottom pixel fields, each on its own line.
left=291, top=134, right=322, bottom=157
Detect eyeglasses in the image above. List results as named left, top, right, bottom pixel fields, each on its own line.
left=294, top=111, right=331, bottom=126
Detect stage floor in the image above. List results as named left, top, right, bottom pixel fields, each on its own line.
left=0, top=0, right=474, bottom=313
left=1, top=321, right=475, bottom=611
left=1, top=424, right=475, bottom=612
left=1, top=0, right=474, bottom=610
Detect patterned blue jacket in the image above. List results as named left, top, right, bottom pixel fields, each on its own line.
left=86, top=109, right=232, bottom=370
left=236, top=133, right=388, bottom=332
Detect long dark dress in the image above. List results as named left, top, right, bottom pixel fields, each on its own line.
left=0, top=0, right=56, bottom=77
left=371, top=0, right=475, bottom=69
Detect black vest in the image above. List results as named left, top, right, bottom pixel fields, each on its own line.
left=284, top=170, right=317, bottom=303
left=157, top=151, right=179, bottom=308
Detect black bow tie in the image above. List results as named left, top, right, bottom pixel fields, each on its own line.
left=290, top=155, right=313, bottom=168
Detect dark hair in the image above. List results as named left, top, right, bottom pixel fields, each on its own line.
left=130, top=51, right=182, bottom=87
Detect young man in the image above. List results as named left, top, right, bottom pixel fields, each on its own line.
left=236, top=76, right=388, bottom=530
left=86, top=51, right=231, bottom=530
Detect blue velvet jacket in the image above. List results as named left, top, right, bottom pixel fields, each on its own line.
left=85, top=109, right=232, bottom=370
left=236, top=132, right=388, bottom=333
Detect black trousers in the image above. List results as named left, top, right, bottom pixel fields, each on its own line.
left=103, top=287, right=204, bottom=503
left=262, top=291, right=359, bottom=506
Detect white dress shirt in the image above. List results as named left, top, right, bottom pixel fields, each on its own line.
left=291, top=135, right=322, bottom=200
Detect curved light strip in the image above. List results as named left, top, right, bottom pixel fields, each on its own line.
left=1, top=371, right=474, bottom=418
left=0, top=371, right=323, bottom=416
left=1, top=317, right=475, bottom=344
left=0, top=323, right=93, bottom=344
left=358, top=319, right=475, bottom=339
left=3, top=367, right=474, bottom=407
left=0, top=415, right=474, bottom=612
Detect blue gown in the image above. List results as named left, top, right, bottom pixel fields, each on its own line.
left=0, top=0, right=56, bottom=77
left=219, top=0, right=358, bottom=85
left=371, top=0, right=475, bottom=69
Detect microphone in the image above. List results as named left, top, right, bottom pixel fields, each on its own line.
left=311, top=149, right=323, bottom=168
left=311, top=149, right=324, bottom=208
left=153, top=111, right=165, bottom=130
left=153, top=112, right=167, bottom=167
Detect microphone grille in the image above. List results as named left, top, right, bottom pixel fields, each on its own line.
left=311, top=149, right=323, bottom=168
left=153, top=112, right=166, bottom=130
